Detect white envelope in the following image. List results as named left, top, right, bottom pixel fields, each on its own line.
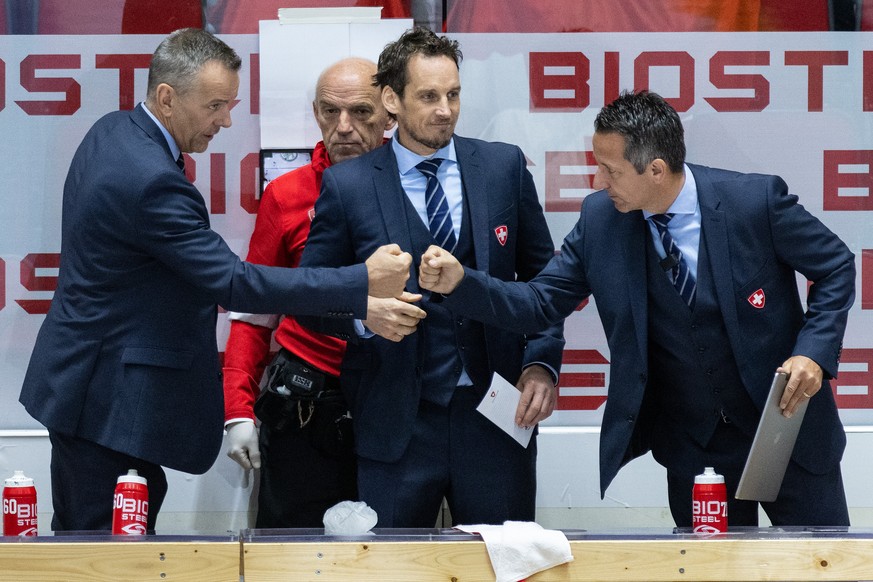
left=476, top=373, right=534, bottom=448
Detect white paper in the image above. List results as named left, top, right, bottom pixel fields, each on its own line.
left=477, top=374, right=534, bottom=448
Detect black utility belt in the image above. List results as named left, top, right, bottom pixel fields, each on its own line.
left=254, top=350, right=350, bottom=448
left=268, top=349, right=340, bottom=399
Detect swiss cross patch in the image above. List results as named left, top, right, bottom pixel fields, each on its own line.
left=494, top=225, right=508, bottom=246
left=747, top=288, right=766, bottom=309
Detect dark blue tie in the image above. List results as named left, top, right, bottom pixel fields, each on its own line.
left=650, top=213, right=696, bottom=308
left=416, top=158, right=457, bottom=252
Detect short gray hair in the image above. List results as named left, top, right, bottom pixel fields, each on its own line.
left=146, top=28, right=241, bottom=99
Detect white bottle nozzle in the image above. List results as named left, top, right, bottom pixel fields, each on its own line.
left=5, top=470, right=34, bottom=487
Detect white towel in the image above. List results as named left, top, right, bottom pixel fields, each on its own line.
left=455, top=521, right=574, bottom=582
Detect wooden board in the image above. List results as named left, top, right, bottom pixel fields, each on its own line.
left=0, top=540, right=240, bottom=582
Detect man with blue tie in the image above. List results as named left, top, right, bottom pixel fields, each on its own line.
left=420, top=90, right=855, bottom=527
left=299, top=27, right=565, bottom=527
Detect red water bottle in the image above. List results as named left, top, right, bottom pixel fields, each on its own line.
left=112, top=470, right=149, bottom=535
left=2, top=470, right=38, bottom=537
left=692, top=466, right=727, bottom=534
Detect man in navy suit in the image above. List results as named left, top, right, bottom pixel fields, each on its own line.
left=19, top=28, right=412, bottom=532
left=421, top=90, right=855, bottom=527
left=299, top=27, right=564, bottom=527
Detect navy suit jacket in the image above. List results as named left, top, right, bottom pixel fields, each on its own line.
left=442, top=164, right=855, bottom=495
left=300, top=136, right=565, bottom=463
left=20, top=105, right=368, bottom=474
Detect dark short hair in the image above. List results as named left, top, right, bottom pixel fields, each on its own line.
left=146, top=28, right=241, bottom=99
left=373, top=26, right=462, bottom=98
left=594, top=90, right=686, bottom=174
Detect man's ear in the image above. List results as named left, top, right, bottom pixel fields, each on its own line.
left=382, top=85, right=400, bottom=117
left=154, top=83, right=175, bottom=117
left=650, top=158, right=668, bottom=183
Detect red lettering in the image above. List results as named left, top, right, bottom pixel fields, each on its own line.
left=211, top=153, right=226, bottom=214
left=634, top=51, right=694, bottom=112
left=832, top=348, right=873, bottom=409
left=822, top=150, right=873, bottom=211
left=529, top=52, right=589, bottom=112
left=0, top=58, right=5, bottom=112
left=865, top=52, right=873, bottom=112
left=240, top=152, right=260, bottom=214
left=556, top=349, right=608, bottom=411
left=603, top=52, right=620, bottom=105
left=182, top=153, right=194, bottom=182
left=250, top=53, right=260, bottom=115
left=95, top=54, right=151, bottom=111
left=705, top=51, right=770, bottom=112
left=784, top=50, right=848, bottom=112
left=545, top=150, right=594, bottom=213
left=862, top=250, right=873, bottom=310
left=15, top=253, right=59, bottom=314
left=16, top=54, right=81, bottom=115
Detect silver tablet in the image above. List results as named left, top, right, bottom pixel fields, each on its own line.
left=735, top=371, right=809, bottom=502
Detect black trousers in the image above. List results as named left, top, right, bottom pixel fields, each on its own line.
left=357, top=385, right=537, bottom=528
left=255, top=409, right=357, bottom=528
left=48, top=430, right=168, bottom=532
left=665, top=420, right=849, bottom=528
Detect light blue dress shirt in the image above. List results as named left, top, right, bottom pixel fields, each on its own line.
left=141, top=102, right=181, bottom=163
left=643, top=164, right=701, bottom=281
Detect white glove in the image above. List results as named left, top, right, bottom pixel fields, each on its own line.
left=226, top=420, right=261, bottom=470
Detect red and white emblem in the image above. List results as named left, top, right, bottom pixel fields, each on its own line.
left=747, top=288, right=765, bottom=309
left=494, top=225, right=508, bottom=246
left=307, top=208, right=316, bottom=222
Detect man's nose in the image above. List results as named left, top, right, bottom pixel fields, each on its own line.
left=336, top=111, right=353, bottom=133
left=218, top=107, right=232, bottom=129
left=592, top=168, right=606, bottom=190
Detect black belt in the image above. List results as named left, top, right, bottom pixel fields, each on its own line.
left=275, top=348, right=341, bottom=393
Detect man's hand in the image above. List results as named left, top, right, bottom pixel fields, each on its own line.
left=419, top=245, right=464, bottom=294
left=226, top=420, right=261, bottom=470
left=366, top=244, right=412, bottom=298
left=514, top=364, right=557, bottom=428
left=778, top=355, right=823, bottom=418
left=365, top=292, right=427, bottom=342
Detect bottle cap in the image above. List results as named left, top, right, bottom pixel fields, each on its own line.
left=694, top=467, right=725, bottom=484
left=5, top=470, right=34, bottom=487
left=116, top=469, right=147, bottom=486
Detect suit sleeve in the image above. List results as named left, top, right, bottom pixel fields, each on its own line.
left=442, top=185, right=594, bottom=340
left=132, top=169, right=368, bottom=319
left=767, top=176, right=855, bottom=378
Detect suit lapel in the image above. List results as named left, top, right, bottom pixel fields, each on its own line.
left=373, top=144, right=419, bottom=292
left=130, top=104, right=176, bottom=164
left=623, top=212, right=649, bottom=363
left=694, top=166, right=749, bottom=373
left=454, top=137, right=490, bottom=272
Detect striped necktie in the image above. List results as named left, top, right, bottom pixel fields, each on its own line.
left=416, top=158, right=457, bottom=252
left=650, top=213, right=696, bottom=308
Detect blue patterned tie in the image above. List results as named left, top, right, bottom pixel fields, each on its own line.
left=650, top=213, right=696, bottom=308
left=417, top=158, right=457, bottom=252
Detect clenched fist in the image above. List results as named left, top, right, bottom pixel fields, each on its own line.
left=419, top=245, right=465, bottom=294
left=366, top=244, right=413, bottom=298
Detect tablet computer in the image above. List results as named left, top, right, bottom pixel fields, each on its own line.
left=735, top=371, right=809, bottom=502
